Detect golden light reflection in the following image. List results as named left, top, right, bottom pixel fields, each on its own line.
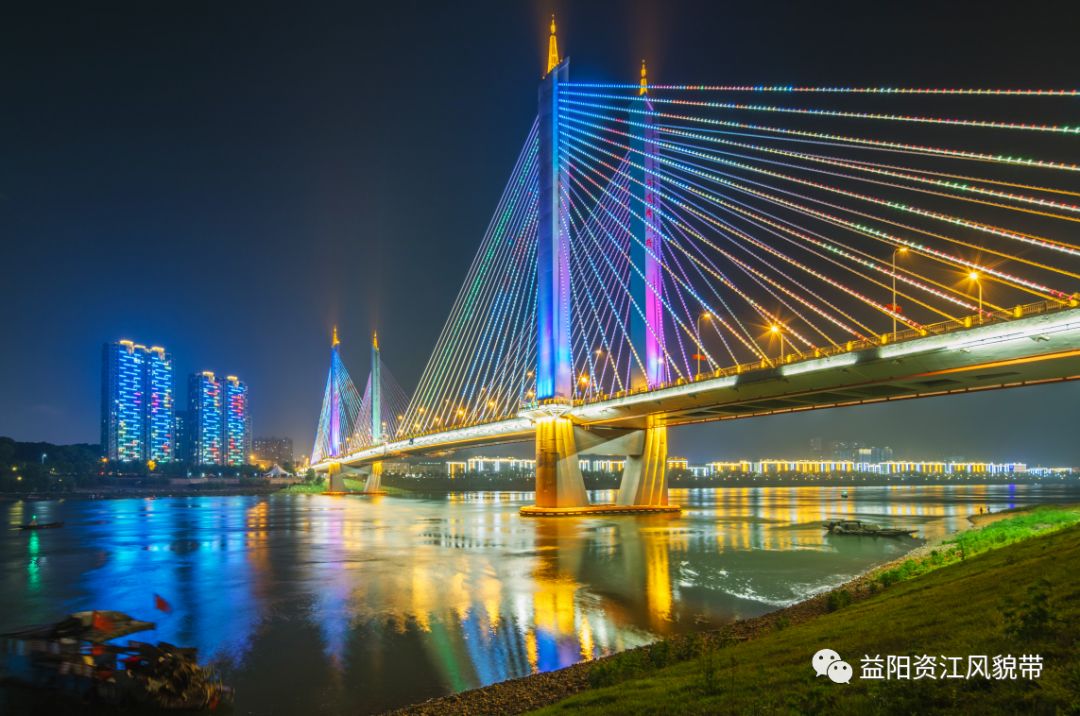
left=643, top=535, right=672, bottom=628
left=578, top=617, right=595, bottom=661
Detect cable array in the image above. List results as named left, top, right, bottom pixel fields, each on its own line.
left=398, top=121, right=541, bottom=435
left=318, top=81, right=1080, bottom=453
left=311, top=347, right=363, bottom=464
left=554, top=82, right=1080, bottom=379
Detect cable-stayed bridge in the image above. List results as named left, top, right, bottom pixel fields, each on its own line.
left=312, top=20, right=1080, bottom=512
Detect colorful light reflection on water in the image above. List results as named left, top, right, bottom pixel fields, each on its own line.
left=1, top=484, right=1075, bottom=714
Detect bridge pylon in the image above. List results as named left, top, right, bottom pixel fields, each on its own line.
left=364, top=332, right=384, bottom=493
left=530, top=17, right=590, bottom=509
left=618, top=61, right=673, bottom=509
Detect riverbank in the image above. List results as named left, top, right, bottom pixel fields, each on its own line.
left=390, top=503, right=1080, bottom=715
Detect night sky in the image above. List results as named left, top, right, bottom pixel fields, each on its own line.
left=2, top=1, right=1077, bottom=464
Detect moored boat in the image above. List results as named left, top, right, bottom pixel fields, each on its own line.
left=823, top=519, right=916, bottom=537
left=1, top=611, right=232, bottom=710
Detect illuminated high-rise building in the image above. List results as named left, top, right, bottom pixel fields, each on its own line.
left=221, top=375, right=251, bottom=466
left=101, top=340, right=174, bottom=463
left=189, top=372, right=223, bottom=466
left=145, top=346, right=175, bottom=461
left=174, top=410, right=191, bottom=464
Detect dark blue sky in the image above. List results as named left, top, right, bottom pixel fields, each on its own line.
left=1, top=1, right=1077, bottom=464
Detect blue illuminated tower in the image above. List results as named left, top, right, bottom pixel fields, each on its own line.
left=189, top=371, right=223, bottom=466
left=102, top=340, right=147, bottom=462
left=311, top=327, right=363, bottom=466
left=145, top=346, right=175, bottom=461
left=221, top=375, right=250, bottom=466
left=531, top=18, right=589, bottom=508
left=535, top=17, right=572, bottom=403
left=101, top=339, right=174, bottom=463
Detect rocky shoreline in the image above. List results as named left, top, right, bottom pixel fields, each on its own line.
left=386, top=511, right=994, bottom=716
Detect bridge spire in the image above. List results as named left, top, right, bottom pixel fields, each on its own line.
left=364, top=330, right=384, bottom=493
left=639, top=59, right=648, bottom=95
left=546, top=15, right=560, bottom=75
left=311, top=327, right=362, bottom=467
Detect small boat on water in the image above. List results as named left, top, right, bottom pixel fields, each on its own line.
left=823, top=519, right=916, bottom=538
left=1, top=611, right=232, bottom=710
left=17, top=521, right=64, bottom=530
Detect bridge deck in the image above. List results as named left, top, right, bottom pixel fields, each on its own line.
left=315, top=306, right=1080, bottom=470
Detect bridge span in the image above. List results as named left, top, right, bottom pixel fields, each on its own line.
left=316, top=303, right=1080, bottom=510
left=311, top=19, right=1080, bottom=513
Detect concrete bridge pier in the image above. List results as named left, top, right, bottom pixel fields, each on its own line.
left=534, top=415, right=589, bottom=508
left=325, top=462, right=347, bottom=494
left=523, top=420, right=678, bottom=515
left=363, top=461, right=383, bottom=493
left=617, top=417, right=669, bottom=507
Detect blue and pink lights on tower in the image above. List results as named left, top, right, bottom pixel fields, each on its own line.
left=189, top=371, right=223, bottom=466
left=222, top=375, right=251, bottom=466
left=101, top=340, right=174, bottom=463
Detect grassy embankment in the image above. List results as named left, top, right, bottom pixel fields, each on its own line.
left=531, top=505, right=1080, bottom=715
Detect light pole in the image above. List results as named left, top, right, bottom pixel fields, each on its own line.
left=968, top=271, right=983, bottom=323
left=696, top=311, right=711, bottom=377
left=891, top=247, right=908, bottom=339
left=770, top=324, right=784, bottom=364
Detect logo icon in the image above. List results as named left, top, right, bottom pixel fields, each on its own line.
left=812, top=648, right=841, bottom=677
left=827, top=660, right=853, bottom=684
left=813, top=648, right=853, bottom=683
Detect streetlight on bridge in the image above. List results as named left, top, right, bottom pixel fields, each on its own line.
left=891, top=247, right=908, bottom=340
left=968, top=271, right=983, bottom=323
left=696, top=311, right=711, bottom=378
left=770, top=323, right=786, bottom=364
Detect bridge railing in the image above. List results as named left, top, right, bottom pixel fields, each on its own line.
left=567, top=296, right=1079, bottom=407
left=349, top=296, right=1078, bottom=449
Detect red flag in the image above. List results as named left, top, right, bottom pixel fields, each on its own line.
left=154, top=593, right=173, bottom=614
left=691, top=353, right=707, bottom=361
left=886, top=303, right=903, bottom=313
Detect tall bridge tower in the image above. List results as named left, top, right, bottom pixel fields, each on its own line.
left=530, top=19, right=670, bottom=511
left=364, top=331, right=384, bottom=493
left=618, top=60, right=670, bottom=507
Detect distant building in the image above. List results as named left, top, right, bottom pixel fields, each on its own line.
left=253, top=437, right=293, bottom=466
left=465, top=456, right=535, bottom=473
left=582, top=458, right=625, bottom=473
left=221, top=375, right=251, bottom=466
left=189, top=372, right=223, bottom=466
left=828, top=441, right=894, bottom=463
left=101, top=340, right=174, bottom=463
left=666, top=456, right=689, bottom=471
left=174, top=410, right=190, bottom=464
left=706, top=459, right=1032, bottom=476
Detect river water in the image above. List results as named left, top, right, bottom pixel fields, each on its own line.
left=2, top=484, right=1077, bottom=714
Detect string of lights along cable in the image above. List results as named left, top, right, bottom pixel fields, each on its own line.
left=313, top=69, right=1080, bottom=462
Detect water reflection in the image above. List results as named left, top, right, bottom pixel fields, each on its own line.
left=0, top=484, right=1073, bottom=715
